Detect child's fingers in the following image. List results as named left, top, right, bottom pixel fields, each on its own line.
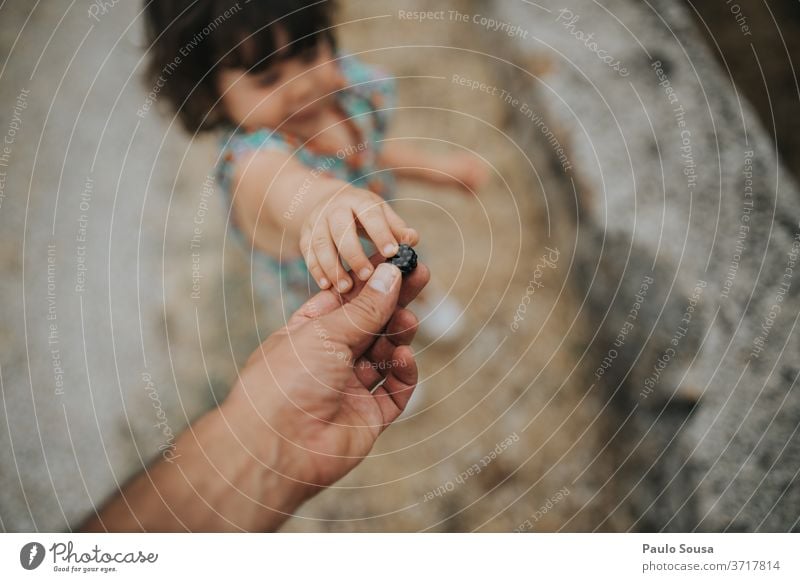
left=299, top=228, right=331, bottom=290
left=304, top=248, right=331, bottom=290
left=382, top=204, right=420, bottom=246
left=355, top=202, right=399, bottom=258
left=311, top=228, right=352, bottom=293
left=327, top=209, right=374, bottom=282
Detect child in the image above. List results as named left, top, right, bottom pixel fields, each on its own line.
left=144, top=0, right=488, bottom=329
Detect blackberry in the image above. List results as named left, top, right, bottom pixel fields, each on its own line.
left=386, top=244, right=418, bottom=275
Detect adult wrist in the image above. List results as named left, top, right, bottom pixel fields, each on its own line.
left=218, top=385, right=316, bottom=526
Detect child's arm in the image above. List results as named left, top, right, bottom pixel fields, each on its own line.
left=378, top=142, right=490, bottom=193
left=231, top=149, right=418, bottom=293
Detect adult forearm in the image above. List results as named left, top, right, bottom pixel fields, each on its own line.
left=81, top=401, right=306, bottom=532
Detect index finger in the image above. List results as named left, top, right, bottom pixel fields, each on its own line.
left=285, top=252, right=429, bottom=331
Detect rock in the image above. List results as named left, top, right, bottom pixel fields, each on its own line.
left=489, top=0, right=800, bottom=530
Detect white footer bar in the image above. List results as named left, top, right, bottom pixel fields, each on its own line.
left=1, top=533, right=796, bottom=580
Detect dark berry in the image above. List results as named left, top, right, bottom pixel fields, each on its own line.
left=386, top=244, right=418, bottom=275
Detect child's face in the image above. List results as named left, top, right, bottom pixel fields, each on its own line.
left=216, top=38, right=341, bottom=133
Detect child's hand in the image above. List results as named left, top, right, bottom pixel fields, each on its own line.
left=299, top=188, right=419, bottom=293
left=443, top=151, right=490, bottom=194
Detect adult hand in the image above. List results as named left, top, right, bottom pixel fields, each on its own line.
left=228, top=253, right=430, bottom=496
left=82, top=253, right=428, bottom=532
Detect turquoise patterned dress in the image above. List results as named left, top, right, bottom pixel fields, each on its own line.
left=215, top=53, right=397, bottom=318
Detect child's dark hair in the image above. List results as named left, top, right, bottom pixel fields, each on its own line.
left=143, top=0, right=336, bottom=133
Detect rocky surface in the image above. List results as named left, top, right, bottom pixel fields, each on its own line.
left=492, top=0, right=800, bottom=530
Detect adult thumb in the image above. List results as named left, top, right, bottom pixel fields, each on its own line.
left=324, top=263, right=402, bottom=355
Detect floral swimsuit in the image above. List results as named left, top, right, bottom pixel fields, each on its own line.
left=215, top=53, right=396, bottom=318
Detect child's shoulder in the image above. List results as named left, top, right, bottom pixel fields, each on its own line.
left=221, top=126, right=290, bottom=153
left=336, top=53, right=396, bottom=135
left=217, top=126, right=297, bottom=172
left=336, top=52, right=395, bottom=97
left=215, top=126, right=294, bottom=192
left=337, top=53, right=387, bottom=81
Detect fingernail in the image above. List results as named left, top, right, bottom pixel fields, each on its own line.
left=359, top=267, right=373, bottom=280
left=319, top=277, right=329, bottom=288
left=383, top=243, right=398, bottom=256
left=369, top=263, right=399, bottom=294
left=337, top=279, right=350, bottom=292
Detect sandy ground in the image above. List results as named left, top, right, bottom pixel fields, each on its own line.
left=278, top=2, right=800, bottom=531
left=280, top=0, right=800, bottom=532
left=274, top=0, right=620, bottom=532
